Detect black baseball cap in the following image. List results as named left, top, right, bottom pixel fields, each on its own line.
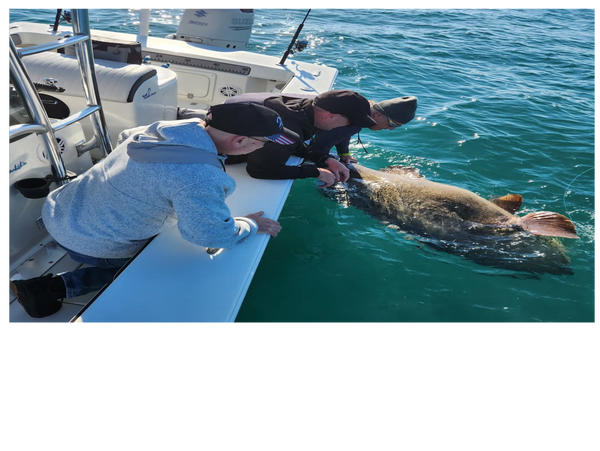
left=373, top=96, right=418, bottom=124
left=206, top=102, right=299, bottom=145
left=313, top=90, right=377, bottom=128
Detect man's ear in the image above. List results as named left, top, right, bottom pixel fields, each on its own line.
left=232, top=135, right=248, bottom=148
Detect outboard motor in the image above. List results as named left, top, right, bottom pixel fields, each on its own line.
left=168, top=9, right=254, bottom=50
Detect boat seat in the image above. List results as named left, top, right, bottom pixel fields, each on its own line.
left=23, top=51, right=157, bottom=103
left=22, top=51, right=179, bottom=148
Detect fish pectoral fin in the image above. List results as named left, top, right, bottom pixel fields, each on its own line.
left=520, top=211, right=579, bottom=239
left=379, top=165, right=424, bottom=179
left=489, top=194, right=523, bottom=213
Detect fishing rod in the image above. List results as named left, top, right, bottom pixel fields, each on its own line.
left=51, top=9, right=72, bottom=32
left=278, top=9, right=311, bottom=66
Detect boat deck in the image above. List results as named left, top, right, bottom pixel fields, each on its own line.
left=9, top=239, right=98, bottom=322
left=10, top=159, right=301, bottom=322
left=9, top=16, right=336, bottom=322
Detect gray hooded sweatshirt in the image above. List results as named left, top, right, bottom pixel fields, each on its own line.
left=42, top=119, right=257, bottom=259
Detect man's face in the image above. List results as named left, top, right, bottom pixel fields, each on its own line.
left=370, top=110, right=403, bottom=131
left=238, top=136, right=268, bottom=154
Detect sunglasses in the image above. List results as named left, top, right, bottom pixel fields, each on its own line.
left=386, top=116, right=403, bottom=129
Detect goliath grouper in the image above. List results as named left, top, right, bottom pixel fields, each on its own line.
left=325, top=163, right=578, bottom=275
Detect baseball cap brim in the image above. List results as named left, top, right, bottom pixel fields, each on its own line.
left=264, top=127, right=300, bottom=145
left=349, top=114, right=377, bottom=128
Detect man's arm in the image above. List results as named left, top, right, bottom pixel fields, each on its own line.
left=307, top=125, right=362, bottom=160
left=245, top=143, right=321, bottom=179
left=245, top=141, right=349, bottom=187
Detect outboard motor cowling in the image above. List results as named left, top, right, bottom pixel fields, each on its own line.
left=170, top=9, right=254, bottom=49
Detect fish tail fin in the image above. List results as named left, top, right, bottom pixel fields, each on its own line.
left=520, top=212, right=579, bottom=239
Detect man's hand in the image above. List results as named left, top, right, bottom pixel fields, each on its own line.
left=326, top=157, right=350, bottom=183
left=316, top=168, right=338, bottom=188
left=245, top=211, right=282, bottom=237
left=340, top=154, right=357, bottom=164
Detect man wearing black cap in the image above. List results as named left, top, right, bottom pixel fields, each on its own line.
left=214, top=90, right=377, bottom=186
left=313, top=96, right=418, bottom=163
left=10, top=103, right=289, bottom=318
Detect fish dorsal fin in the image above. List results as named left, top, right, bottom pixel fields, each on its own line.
left=490, top=194, right=523, bottom=213
left=379, top=165, right=424, bottom=179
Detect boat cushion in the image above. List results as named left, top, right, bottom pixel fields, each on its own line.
left=23, top=52, right=157, bottom=103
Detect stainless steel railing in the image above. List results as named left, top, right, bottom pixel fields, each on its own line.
left=9, top=9, right=112, bottom=185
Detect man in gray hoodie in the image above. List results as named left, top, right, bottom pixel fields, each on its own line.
left=11, top=102, right=296, bottom=318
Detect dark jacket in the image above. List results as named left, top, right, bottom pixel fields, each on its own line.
left=311, top=124, right=362, bottom=156
left=224, top=93, right=333, bottom=179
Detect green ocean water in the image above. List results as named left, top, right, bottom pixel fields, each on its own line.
left=10, top=9, right=595, bottom=322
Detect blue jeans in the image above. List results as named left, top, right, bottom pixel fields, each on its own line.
left=57, top=245, right=130, bottom=299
